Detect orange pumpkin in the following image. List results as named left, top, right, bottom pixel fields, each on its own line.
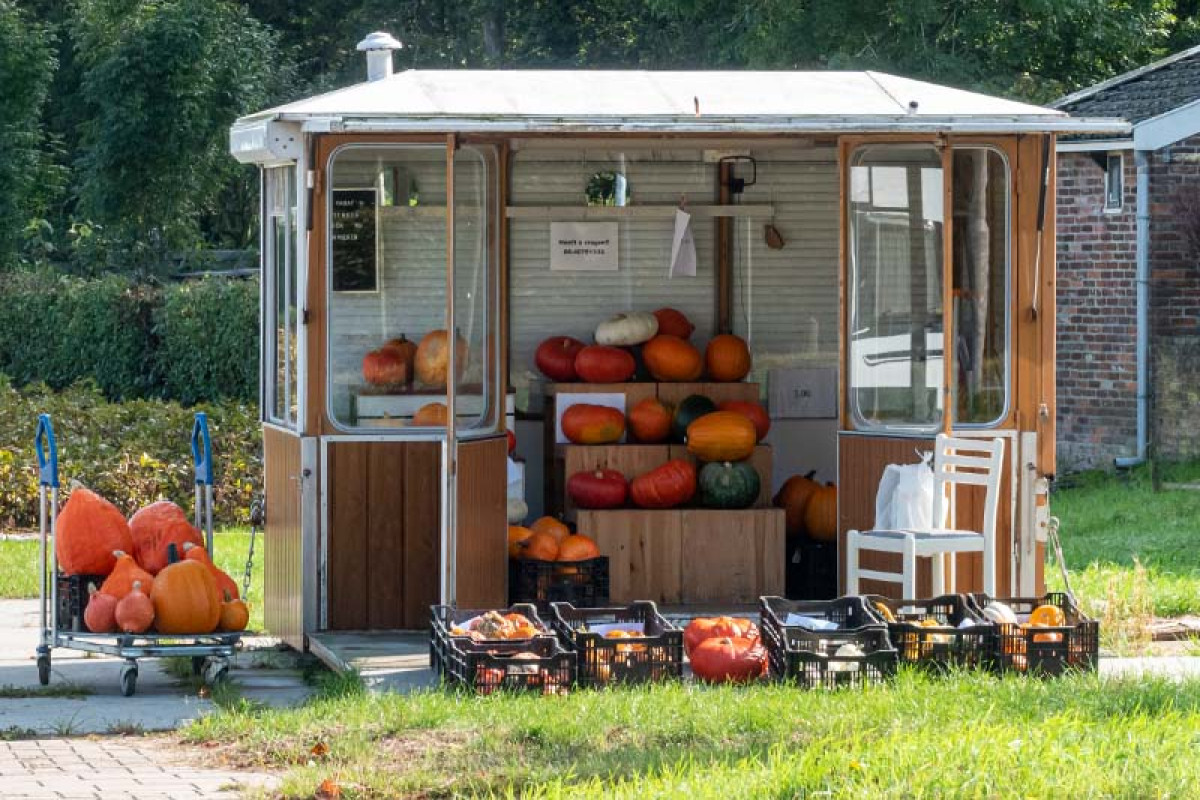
left=84, top=584, right=118, bottom=633
left=630, top=459, right=697, bottom=509
left=653, top=307, right=695, bottom=340
left=685, top=411, right=757, bottom=462
left=182, top=542, right=240, bottom=600
left=718, top=400, right=770, bottom=442
left=522, top=531, right=560, bottom=561
left=642, top=335, right=703, bottom=382
left=100, top=551, right=154, bottom=599
left=628, top=398, right=673, bottom=443
left=219, top=591, right=249, bottom=632
left=55, top=486, right=133, bottom=576
left=362, top=346, right=407, bottom=387
left=530, top=516, right=571, bottom=545
left=772, top=470, right=820, bottom=536
left=129, top=500, right=204, bottom=575
left=557, top=534, right=600, bottom=562
left=412, top=402, right=449, bottom=426
left=414, top=329, right=467, bottom=387
left=115, top=581, right=154, bottom=634
left=705, top=334, right=752, bottom=382
left=561, top=403, right=625, bottom=444
left=382, top=334, right=418, bottom=387
left=803, top=483, right=838, bottom=542
left=507, top=525, right=534, bottom=559
left=151, top=544, right=221, bottom=634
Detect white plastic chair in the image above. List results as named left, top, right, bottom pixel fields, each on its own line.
left=846, top=434, right=1005, bottom=598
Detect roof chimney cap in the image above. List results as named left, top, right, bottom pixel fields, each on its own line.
left=357, top=32, right=402, bottom=81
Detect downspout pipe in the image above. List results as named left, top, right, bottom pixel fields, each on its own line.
left=1115, top=149, right=1150, bottom=468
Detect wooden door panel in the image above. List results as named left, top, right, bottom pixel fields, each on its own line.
left=454, top=436, right=508, bottom=608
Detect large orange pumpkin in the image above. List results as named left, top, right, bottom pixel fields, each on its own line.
left=772, top=470, right=820, bottom=536
left=803, top=483, right=838, bottom=542
left=56, top=486, right=133, bottom=576
left=683, top=616, right=760, bottom=656
left=689, top=636, right=768, bottom=683
left=627, top=397, right=673, bottom=443
left=630, top=459, right=697, bottom=509
left=412, top=402, right=449, bottom=426
left=557, top=534, right=600, bottom=561
left=705, top=334, right=752, bottom=382
left=507, top=525, right=534, bottom=559
left=99, top=551, right=154, bottom=599
left=414, top=329, right=467, bottom=387
left=718, top=400, right=770, bottom=442
left=561, top=403, right=625, bottom=444
left=685, top=411, right=757, bottom=462
left=382, top=335, right=418, bottom=387
left=522, top=531, right=560, bottom=561
left=530, top=516, right=571, bottom=545
left=182, top=542, right=240, bottom=600
left=151, top=544, right=221, bottom=634
left=129, top=500, right=204, bottom=575
left=643, top=335, right=703, bottom=382
left=653, top=307, right=695, bottom=340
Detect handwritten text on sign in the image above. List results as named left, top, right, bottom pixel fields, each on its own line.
left=550, top=222, right=618, bottom=272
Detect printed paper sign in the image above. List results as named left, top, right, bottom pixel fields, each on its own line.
left=669, top=208, right=696, bottom=278
left=550, top=222, right=618, bottom=271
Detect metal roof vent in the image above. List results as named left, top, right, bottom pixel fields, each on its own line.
left=357, top=32, right=402, bottom=82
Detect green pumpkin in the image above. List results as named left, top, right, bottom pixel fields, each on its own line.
left=671, top=394, right=717, bottom=442
left=698, top=461, right=760, bottom=509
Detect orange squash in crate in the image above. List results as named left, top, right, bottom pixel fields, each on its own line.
left=557, top=534, right=600, bottom=562
left=522, top=531, right=560, bottom=561
left=530, top=516, right=571, bottom=545
left=643, top=335, right=703, bottom=382
left=803, top=482, right=838, bottom=542
left=685, top=411, right=757, bottom=462
left=561, top=403, right=625, bottom=444
left=507, top=525, right=534, bottom=559
left=705, top=334, right=752, bottom=382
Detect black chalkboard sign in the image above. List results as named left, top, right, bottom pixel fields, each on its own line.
left=331, top=188, right=378, bottom=292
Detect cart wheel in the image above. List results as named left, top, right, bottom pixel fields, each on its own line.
left=191, top=656, right=206, bottom=676
left=203, top=658, right=229, bottom=686
left=120, top=661, right=138, bottom=697
left=37, top=654, right=51, bottom=686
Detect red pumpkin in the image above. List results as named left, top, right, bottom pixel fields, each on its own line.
left=574, top=345, right=636, bottom=383
left=84, top=584, right=118, bottom=633
left=628, top=397, right=673, bottom=443
left=689, top=636, right=768, bottom=683
left=557, top=534, right=601, bottom=562
left=561, top=403, right=625, bottom=444
left=705, top=334, right=752, bottom=382
left=718, top=400, right=770, bottom=442
left=653, top=307, right=695, bottom=340
left=630, top=459, right=697, bottom=509
left=129, top=501, right=204, bottom=575
left=382, top=335, right=417, bottom=386
left=535, top=336, right=586, bottom=382
left=567, top=469, right=628, bottom=509
left=55, top=486, right=133, bottom=576
left=362, top=346, right=407, bottom=387
left=642, top=335, right=703, bottom=382
left=683, top=616, right=760, bottom=656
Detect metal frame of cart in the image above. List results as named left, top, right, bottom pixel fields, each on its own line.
left=34, top=412, right=244, bottom=696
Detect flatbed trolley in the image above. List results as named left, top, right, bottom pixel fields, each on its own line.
left=35, top=413, right=244, bottom=696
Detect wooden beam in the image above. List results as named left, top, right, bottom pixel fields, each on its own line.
left=716, top=160, right=732, bottom=334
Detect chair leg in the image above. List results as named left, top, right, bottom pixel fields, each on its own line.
left=983, top=542, right=996, bottom=597
left=931, top=552, right=945, bottom=597
left=902, top=536, right=916, bottom=600
left=846, top=530, right=859, bottom=594
left=948, top=552, right=957, bottom=593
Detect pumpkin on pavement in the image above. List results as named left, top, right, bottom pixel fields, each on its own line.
left=685, top=411, right=757, bottom=462
left=630, top=459, right=697, bottom=509
left=574, top=345, right=636, bottom=383
left=182, top=542, right=240, bottom=600
left=567, top=469, right=628, bottom=509
left=594, top=311, right=658, bottom=346
left=705, top=334, right=752, bottom=382
left=718, top=400, right=770, bottom=442
left=561, top=403, right=625, bottom=444
left=129, top=500, right=204, bottom=575
left=151, top=544, right=221, bottom=634
left=803, top=482, right=838, bottom=542
left=698, top=462, right=760, bottom=509
left=772, top=471, right=820, bottom=537
left=643, top=335, right=703, bottom=382
left=689, top=636, right=768, bottom=683
left=535, top=336, right=586, bottom=382
left=627, top=397, right=673, bottom=443
left=653, top=307, right=695, bottom=340
left=56, top=486, right=134, bottom=576
left=115, top=581, right=154, bottom=634
left=84, top=584, right=118, bottom=633
left=415, top=329, right=467, bottom=387
left=99, top=551, right=154, bottom=600
left=683, top=616, right=760, bottom=656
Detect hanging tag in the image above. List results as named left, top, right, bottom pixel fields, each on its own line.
left=669, top=208, right=696, bottom=278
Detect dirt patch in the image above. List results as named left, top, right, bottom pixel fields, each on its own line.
left=379, top=729, right=474, bottom=761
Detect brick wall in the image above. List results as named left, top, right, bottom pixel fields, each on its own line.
left=1055, top=151, right=1139, bottom=470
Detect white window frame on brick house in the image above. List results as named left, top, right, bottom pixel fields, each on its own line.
left=1104, top=152, right=1124, bottom=212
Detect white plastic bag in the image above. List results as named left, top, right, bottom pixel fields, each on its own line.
left=874, top=454, right=934, bottom=530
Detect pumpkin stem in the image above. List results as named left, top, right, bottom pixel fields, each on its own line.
left=167, top=542, right=179, bottom=564
left=805, top=469, right=818, bottom=480
left=113, top=550, right=126, bottom=558
left=223, top=590, right=233, bottom=602
left=131, top=580, right=142, bottom=592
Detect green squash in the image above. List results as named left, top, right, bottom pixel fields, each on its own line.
left=671, top=394, right=717, bottom=442
left=698, top=461, right=760, bottom=509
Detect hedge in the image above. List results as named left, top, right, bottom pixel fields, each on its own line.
left=0, top=376, right=261, bottom=530
left=0, top=270, right=258, bottom=403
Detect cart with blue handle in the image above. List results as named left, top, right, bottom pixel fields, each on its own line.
left=35, top=413, right=244, bottom=696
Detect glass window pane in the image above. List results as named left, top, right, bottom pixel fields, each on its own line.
left=848, top=145, right=945, bottom=430
left=952, top=148, right=1009, bottom=425
left=274, top=214, right=287, bottom=422
left=454, top=148, right=494, bottom=430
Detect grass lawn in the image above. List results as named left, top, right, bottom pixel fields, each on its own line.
left=184, top=669, right=1200, bottom=798
left=0, top=528, right=265, bottom=632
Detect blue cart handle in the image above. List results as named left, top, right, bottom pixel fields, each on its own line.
left=35, top=414, right=58, bottom=489
left=191, top=412, right=213, bottom=487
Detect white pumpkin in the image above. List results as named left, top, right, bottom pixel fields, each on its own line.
left=982, top=601, right=1018, bottom=625
left=506, top=497, right=528, bottom=524
left=594, top=311, right=658, bottom=346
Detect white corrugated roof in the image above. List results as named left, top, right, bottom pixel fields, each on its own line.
left=234, top=69, right=1129, bottom=135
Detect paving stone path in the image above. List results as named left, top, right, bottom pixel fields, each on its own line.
left=0, top=736, right=278, bottom=799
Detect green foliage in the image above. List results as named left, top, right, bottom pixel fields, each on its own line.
left=155, top=278, right=259, bottom=405
left=72, top=0, right=285, bottom=259
left=0, top=376, right=261, bottom=530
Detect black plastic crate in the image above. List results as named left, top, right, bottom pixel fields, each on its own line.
left=762, top=621, right=897, bottom=689
left=56, top=572, right=105, bottom=632
left=509, top=557, right=609, bottom=611
left=440, top=635, right=577, bottom=695
left=759, top=595, right=889, bottom=679
left=968, top=592, right=1099, bottom=675
left=429, top=603, right=552, bottom=675
left=864, top=594, right=996, bottom=670
left=549, top=601, right=683, bottom=687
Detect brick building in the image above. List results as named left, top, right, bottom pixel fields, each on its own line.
left=1054, top=47, right=1200, bottom=469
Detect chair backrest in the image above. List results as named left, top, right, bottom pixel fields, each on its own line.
left=931, top=434, right=1005, bottom=546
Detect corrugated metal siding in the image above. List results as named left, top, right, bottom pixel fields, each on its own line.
left=263, top=425, right=304, bottom=649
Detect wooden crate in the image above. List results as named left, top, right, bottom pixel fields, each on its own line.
left=558, top=444, right=669, bottom=519
left=580, top=507, right=785, bottom=605
left=656, top=381, right=759, bottom=407
left=668, top=444, right=773, bottom=509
